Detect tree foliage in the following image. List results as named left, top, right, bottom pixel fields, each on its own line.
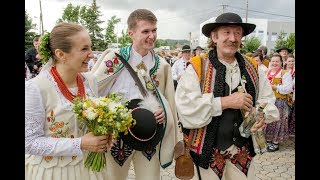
left=274, top=31, right=286, bottom=50
left=242, top=36, right=261, bottom=54
left=57, top=3, right=81, bottom=23
left=275, top=31, right=295, bottom=52
left=59, top=0, right=105, bottom=51
left=285, top=33, right=295, bottom=51
left=79, top=0, right=105, bottom=51
left=105, top=15, right=121, bottom=46
left=118, top=29, right=132, bottom=48
left=25, top=10, right=38, bottom=50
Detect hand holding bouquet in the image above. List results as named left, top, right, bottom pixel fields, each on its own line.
left=73, top=93, right=136, bottom=172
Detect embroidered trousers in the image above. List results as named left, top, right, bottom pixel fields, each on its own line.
left=105, top=145, right=160, bottom=180
left=195, top=145, right=256, bottom=180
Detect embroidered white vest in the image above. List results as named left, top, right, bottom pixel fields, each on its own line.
left=25, top=71, right=98, bottom=168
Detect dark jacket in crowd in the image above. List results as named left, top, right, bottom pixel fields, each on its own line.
left=25, top=47, right=37, bottom=72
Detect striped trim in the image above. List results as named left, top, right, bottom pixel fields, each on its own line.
left=243, top=56, right=259, bottom=100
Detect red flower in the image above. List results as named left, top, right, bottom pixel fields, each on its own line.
left=113, top=58, right=119, bottom=64
left=108, top=68, right=114, bottom=73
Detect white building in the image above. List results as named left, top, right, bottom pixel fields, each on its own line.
left=195, top=16, right=294, bottom=55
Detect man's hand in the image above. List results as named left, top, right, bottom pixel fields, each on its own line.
left=154, top=108, right=165, bottom=124
left=221, top=92, right=253, bottom=112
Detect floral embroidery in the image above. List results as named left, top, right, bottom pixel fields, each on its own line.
left=230, top=146, right=252, bottom=176
left=48, top=111, right=70, bottom=138
left=151, top=75, right=159, bottom=87
left=44, top=156, right=53, bottom=162
left=104, top=57, right=120, bottom=75
left=45, top=110, right=76, bottom=162
left=210, top=149, right=231, bottom=179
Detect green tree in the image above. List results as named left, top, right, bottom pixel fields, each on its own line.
left=118, top=29, right=132, bottom=48
left=274, top=31, right=286, bottom=50
left=285, top=33, right=295, bottom=51
left=25, top=10, right=38, bottom=50
left=105, top=16, right=121, bottom=46
left=79, top=0, right=105, bottom=51
left=242, top=36, right=261, bottom=54
left=57, top=3, right=81, bottom=23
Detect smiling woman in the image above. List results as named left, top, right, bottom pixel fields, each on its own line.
left=25, top=22, right=113, bottom=180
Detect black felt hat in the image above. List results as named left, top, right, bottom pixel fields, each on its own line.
left=202, top=12, right=256, bottom=38
left=276, top=47, right=292, bottom=53
left=181, top=45, right=191, bottom=52
left=120, top=99, right=164, bottom=151
left=194, top=46, right=204, bottom=50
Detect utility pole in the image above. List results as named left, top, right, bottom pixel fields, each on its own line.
left=39, top=0, right=44, bottom=35
left=189, top=32, right=192, bottom=47
left=245, top=0, right=248, bottom=23
left=222, top=4, right=227, bottom=14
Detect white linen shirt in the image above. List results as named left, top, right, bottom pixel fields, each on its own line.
left=171, top=57, right=188, bottom=81
left=106, top=48, right=154, bottom=101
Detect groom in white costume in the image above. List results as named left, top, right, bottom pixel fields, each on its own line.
left=91, top=9, right=179, bottom=180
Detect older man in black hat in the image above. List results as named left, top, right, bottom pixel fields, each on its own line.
left=175, top=12, right=279, bottom=179
left=276, top=46, right=292, bottom=67
left=194, top=46, right=204, bottom=56
left=171, top=44, right=192, bottom=90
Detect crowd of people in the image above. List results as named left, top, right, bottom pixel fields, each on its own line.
left=25, top=9, right=294, bottom=180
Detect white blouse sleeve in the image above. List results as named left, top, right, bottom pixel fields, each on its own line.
left=171, top=60, right=179, bottom=81
left=175, top=65, right=222, bottom=129
left=25, top=80, right=83, bottom=156
left=256, top=68, right=280, bottom=123
left=276, top=71, right=293, bottom=95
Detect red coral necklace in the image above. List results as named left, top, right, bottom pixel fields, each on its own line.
left=266, top=67, right=282, bottom=83
left=50, top=66, right=86, bottom=103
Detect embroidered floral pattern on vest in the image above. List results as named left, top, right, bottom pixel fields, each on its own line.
left=104, top=57, right=120, bottom=74
left=44, top=110, right=75, bottom=162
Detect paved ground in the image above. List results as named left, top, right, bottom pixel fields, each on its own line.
left=127, top=136, right=295, bottom=180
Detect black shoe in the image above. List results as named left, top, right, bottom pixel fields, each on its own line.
left=267, top=143, right=279, bottom=152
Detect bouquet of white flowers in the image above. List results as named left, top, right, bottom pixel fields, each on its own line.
left=73, top=93, right=136, bottom=172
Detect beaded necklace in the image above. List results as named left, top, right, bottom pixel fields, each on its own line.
left=50, top=66, right=86, bottom=103
left=266, top=67, right=282, bottom=83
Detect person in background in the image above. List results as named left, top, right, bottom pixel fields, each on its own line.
left=284, top=56, right=295, bottom=137
left=91, top=9, right=179, bottom=180
left=252, top=51, right=268, bottom=73
left=194, top=46, right=204, bottom=56
left=259, top=45, right=270, bottom=67
left=276, top=47, right=292, bottom=67
left=171, top=45, right=192, bottom=90
left=25, top=36, right=40, bottom=76
left=25, top=22, right=113, bottom=180
left=88, top=53, right=99, bottom=71
left=265, top=53, right=293, bottom=152
left=175, top=12, right=279, bottom=180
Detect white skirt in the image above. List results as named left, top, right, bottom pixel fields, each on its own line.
left=25, top=160, right=108, bottom=180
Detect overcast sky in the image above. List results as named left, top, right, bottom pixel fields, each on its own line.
left=25, top=0, right=295, bottom=40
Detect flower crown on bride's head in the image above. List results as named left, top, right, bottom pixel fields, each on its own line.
left=38, top=32, right=51, bottom=64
